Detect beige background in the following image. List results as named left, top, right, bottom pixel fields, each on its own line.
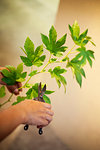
left=0, top=0, right=100, bottom=150
left=51, top=0, right=100, bottom=150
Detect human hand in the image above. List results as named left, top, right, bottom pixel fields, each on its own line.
left=0, top=67, right=22, bottom=95
left=17, top=100, right=54, bottom=127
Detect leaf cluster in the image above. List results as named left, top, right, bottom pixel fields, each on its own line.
left=41, top=26, right=67, bottom=57
left=69, top=20, right=96, bottom=47
left=48, top=66, right=67, bottom=92
left=20, top=37, right=46, bottom=67
left=0, top=63, right=27, bottom=85
left=12, top=83, right=54, bottom=105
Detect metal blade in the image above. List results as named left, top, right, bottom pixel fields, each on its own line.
left=41, top=84, right=46, bottom=97
left=38, top=82, right=41, bottom=100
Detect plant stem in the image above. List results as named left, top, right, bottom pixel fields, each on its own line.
left=40, top=53, right=51, bottom=73
left=20, top=47, right=27, bottom=55
left=60, top=44, right=76, bottom=62
left=23, top=76, right=32, bottom=88
left=0, top=93, right=13, bottom=108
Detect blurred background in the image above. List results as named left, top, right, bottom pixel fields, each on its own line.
left=0, top=0, right=100, bottom=150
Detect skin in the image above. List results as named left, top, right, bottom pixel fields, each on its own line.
left=0, top=67, right=54, bottom=142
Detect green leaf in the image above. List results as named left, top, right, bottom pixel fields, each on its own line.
left=39, top=55, right=46, bottom=61
left=16, top=78, right=25, bottom=82
left=32, top=83, right=38, bottom=93
left=80, top=68, right=86, bottom=78
left=41, top=34, right=50, bottom=49
left=87, top=50, right=95, bottom=59
left=76, top=47, right=94, bottom=67
left=56, top=79, right=61, bottom=88
left=49, top=66, right=67, bottom=92
left=53, top=66, right=67, bottom=74
left=82, top=40, right=89, bottom=45
left=50, top=58, right=57, bottom=63
left=72, top=20, right=80, bottom=39
left=0, top=86, right=6, bottom=98
left=90, top=40, right=96, bottom=46
left=21, top=72, right=27, bottom=78
left=26, top=88, right=33, bottom=99
left=56, top=34, right=67, bottom=47
left=62, top=57, right=69, bottom=62
left=1, top=69, right=12, bottom=78
left=79, top=29, right=88, bottom=40
left=75, top=71, right=82, bottom=87
left=45, top=90, right=55, bottom=94
left=49, top=26, right=57, bottom=44
left=20, top=56, right=33, bottom=67
left=29, top=70, right=37, bottom=77
left=69, top=22, right=94, bottom=47
left=2, top=77, right=15, bottom=85
left=33, top=55, right=46, bottom=67
left=24, top=37, right=34, bottom=57
left=5, top=65, right=16, bottom=73
left=41, top=25, right=67, bottom=56
left=43, top=95, right=51, bottom=104
left=17, top=63, right=23, bottom=73
left=68, top=24, right=73, bottom=35
left=1, top=65, right=27, bottom=86
left=34, top=45, right=43, bottom=57
left=26, top=87, right=38, bottom=99
left=67, top=61, right=86, bottom=87
left=25, top=83, right=32, bottom=88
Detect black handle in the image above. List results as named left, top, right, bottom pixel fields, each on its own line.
left=24, top=124, right=29, bottom=130
left=39, top=128, right=43, bottom=135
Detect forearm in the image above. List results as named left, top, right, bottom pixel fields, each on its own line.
left=0, top=105, right=24, bottom=141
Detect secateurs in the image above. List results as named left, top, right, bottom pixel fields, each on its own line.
left=24, top=82, right=46, bottom=135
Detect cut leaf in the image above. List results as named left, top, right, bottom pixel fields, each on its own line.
left=0, top=86, right=6, bottom=98
left=20, top=56, right=33, bottom=67
left=29, top=70, right=37, bottom=77
left=45, top=90, right=55, bottom=94
left=17, top=63, right=23, bottom=74
left=24, top=37, right=34, bottom=58
left=43, top=95, right=51, bottom=104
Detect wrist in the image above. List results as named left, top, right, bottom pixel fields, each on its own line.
left=11, top=103, right=26, bottom=125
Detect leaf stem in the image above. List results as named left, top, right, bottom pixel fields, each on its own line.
left=20, top=47, right=27, bottom=55
left=60, top=44, right=76, bottom=62
left=40, top=53, right=52, bottom=73
left=0, top=93, right=14, bottom=108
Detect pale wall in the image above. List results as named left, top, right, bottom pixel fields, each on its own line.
left=49, top=0, right=100, bottom=150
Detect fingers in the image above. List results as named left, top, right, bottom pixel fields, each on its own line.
left=43, top=103, right=51, bottom=109
left=6, top=82, right=22, bottom=95
left=17, top=82, right=22, bottom=92
left=13, top=88, right=19, bottom=95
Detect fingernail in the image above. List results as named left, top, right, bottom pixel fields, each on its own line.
left=14, top=89, right=19, bottom=95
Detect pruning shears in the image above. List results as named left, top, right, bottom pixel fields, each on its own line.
left=24, top=82, right=46, bottom=135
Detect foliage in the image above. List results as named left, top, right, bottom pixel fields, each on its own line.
left=0, top=21, right=95, bottom=107
left=0, top=86, right=6, bottom=98
left=0, top=63, right=27, bottom=85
